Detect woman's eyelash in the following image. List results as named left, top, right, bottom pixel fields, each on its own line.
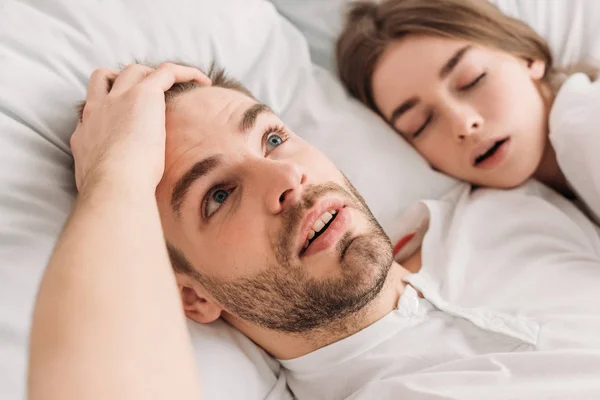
left=412, top=113, right=433, bottom=138
left=462, top=72, right=487, bottom=90
left=410, top=73, right=485, bottom=139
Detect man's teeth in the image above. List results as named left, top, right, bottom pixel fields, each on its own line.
left=303, top=209, right=338, bottom=250
left=312, top=210, right=335, bottom=233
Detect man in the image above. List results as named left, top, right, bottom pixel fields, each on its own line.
left=29, top=63, right=600, bottom=400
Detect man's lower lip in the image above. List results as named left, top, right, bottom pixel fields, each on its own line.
left=301, top=207, right=351, bottom=257
left=474, top=138, right=511, bottom=169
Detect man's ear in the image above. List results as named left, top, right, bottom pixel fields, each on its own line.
left=176, top=273, right=222, bottom=324
left=528, top=58, right=546, bottom=80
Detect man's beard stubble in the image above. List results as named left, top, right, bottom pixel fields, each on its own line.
left=193, top=179, right=394, bottom=334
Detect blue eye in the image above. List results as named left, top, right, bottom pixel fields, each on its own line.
left=264, top=128, right=288, bottom=154
left=268, top=134, right=283, bottom=147
left=266, top=133, right=284, bottom=153
left=205, top=188, right=231, bottom=218
left=213, top=189, right=229, bottom=203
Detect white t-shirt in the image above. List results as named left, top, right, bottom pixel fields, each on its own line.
left=550, top=73, right=600, bottom=225
left=280, top=181, right=600, bottom=400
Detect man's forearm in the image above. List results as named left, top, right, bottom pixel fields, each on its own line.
left=28, top=181, right=201, bottom=400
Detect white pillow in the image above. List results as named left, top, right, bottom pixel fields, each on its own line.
left=268, top=0, right=351, bottom=72
left=491, top=0, right=600, bottom=68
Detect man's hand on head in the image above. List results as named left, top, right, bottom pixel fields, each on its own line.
left=71, top=63, right=211, bottom=196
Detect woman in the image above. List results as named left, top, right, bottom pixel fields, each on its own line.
left=336, top=0, right=598, bottom=202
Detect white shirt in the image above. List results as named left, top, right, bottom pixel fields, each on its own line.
left=281, top=181, right=600, bottom=400
left=550, top=73, right=600, bottom=225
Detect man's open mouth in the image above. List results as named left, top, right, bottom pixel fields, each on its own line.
left=473, top=138, right=509, bottom=166
left=301, top=209, right=338, bottom=253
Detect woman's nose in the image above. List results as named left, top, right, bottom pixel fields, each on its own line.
left=449, top=105, right=484, bottom=142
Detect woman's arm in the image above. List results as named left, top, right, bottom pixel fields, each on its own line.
left=28, top=63, right=211, bottom=400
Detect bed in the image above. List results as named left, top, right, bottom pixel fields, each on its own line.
left=1, top=0, right=599, bottom=398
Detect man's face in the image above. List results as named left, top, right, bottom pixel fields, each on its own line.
left=156, top=86, right=393, bottom=333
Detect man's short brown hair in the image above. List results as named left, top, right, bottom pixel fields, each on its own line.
left=75, top=61, right=255, bottom=275
left=77, top=62, right=254, bottom=121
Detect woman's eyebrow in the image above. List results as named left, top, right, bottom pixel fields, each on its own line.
left=390, top=97, right=419, bottom=127
left=439, top=45, right=472, bottom=79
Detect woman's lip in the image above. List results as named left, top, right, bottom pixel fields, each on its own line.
left=473, top=137, right=511, bottom=170
left=296, top=198, right=346, bottom=256
left=301, top=206, right=351, bottom=258
left=470, top=136, right=510, bottom=166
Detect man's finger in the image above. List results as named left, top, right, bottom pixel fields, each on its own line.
left=143, top=63, right=212, bottom=92
left=86, top=68, right=117, bottom=103
left=110, top=64, right=155, bottom=95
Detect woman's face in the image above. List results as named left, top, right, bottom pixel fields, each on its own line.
left=372, top=35, right=550, bottom=188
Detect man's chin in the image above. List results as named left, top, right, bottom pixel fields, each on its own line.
left=341, top=230, right=393, bottom=277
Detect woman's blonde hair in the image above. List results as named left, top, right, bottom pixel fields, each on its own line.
left=336, top=0, right=571, bottom=115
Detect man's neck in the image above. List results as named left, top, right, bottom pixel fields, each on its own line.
left=227, top=258, right=416, bottom=360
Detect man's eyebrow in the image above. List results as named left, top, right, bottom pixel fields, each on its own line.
left=171, top=156, right=221, bottom=217
left=439, top=45, right=472, bottom=79
left=238, top=103, right=273, bottom=132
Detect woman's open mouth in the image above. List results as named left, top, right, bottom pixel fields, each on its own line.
left=472, top=137, right=511, bottom=169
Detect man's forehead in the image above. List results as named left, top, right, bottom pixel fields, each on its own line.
left=167, top=85, right=258, bottom=128
left=165, top=86, right=259, bottom=156
left=164, top=87, right=249, bottom=171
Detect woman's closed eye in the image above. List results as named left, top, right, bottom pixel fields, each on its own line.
left=460, top=72, right=487, bottom=91
left=411, top=113, right=433, bottom=139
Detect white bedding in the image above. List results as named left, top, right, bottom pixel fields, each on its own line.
left=1, top=0, right=600, bottom=399
left=550, top=73, right=600, bottom=225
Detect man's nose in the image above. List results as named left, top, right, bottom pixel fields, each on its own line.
left=448, top=104, right=483, bottom=143
left=257, top=159, right=306, bottom=214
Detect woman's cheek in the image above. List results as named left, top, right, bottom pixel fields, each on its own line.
left=417, top=139, right=448, bottom=169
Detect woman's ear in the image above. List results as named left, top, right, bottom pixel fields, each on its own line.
left=176, top=273, right=222, bottom=324
left=528, top=59, right=546, bottom=80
